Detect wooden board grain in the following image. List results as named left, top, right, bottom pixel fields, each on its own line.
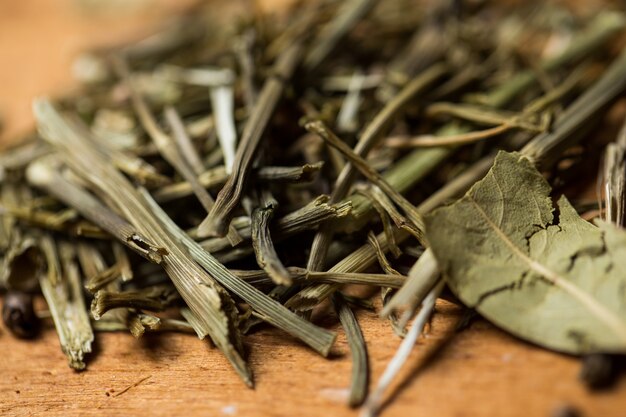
left=1, top=1, right=626, bottom=416
left=2, top=300, right=626, bottom=417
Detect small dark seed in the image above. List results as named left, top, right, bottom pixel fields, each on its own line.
left=579, top=354, right=616, bottom=390
left=2, top=291, right=39, bottom=339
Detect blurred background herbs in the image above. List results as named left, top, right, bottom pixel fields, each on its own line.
left=1, top=1, right=626, bottom=417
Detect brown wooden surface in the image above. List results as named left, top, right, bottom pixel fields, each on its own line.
left=1, top=2, right=626, bottom=417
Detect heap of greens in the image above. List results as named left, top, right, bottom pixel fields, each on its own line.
left=2, top=0, right=626, bottom=414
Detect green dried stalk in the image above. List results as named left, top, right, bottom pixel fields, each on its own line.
left=367, top=185, right=420, bottom=240
left=332, top=293, right=369, bottom=407
left=380, top=248, right=440, bottom=329
left=401, top=67, right=584, bottom=148
left=115, top=13, right=207, bottom=62
left=67, top=116, right=170, bottom=188
left=232, top=267, right=406, bottom=289
left=127, top=313, right=194, bottom=337
left=163, top=65, right=239, bottom=173
left=379, top=4, right=449, bottom=97
left=200, top=195, right=351, bottom=253
left=113, top=242, right=133, bottom=282
left=164, top=106, right=205, bottom=175
left=39, top=237, right=94, bottom=370
left=362, top=279, right=444, bottom=417
left=255, top=162, right=324, bottom=182
left=75, top=242, right=106, bottom=277
left=27, top=156, right=166, bottom=264
left=366, top=230, right=405, bottom=336
left=152, top=165, right=227, bottom=202
left=84, top=264, right=119, bottom=292
left=322, top=73, right=383, bottom=92
left=153, top=162, right=323, bottom=203
left=0, top=184, right=30, bottom=246
left=210, top=75, right=238, bottom=174
left=234, top=29, right=258, bottom=112
left=338, top=14, right=623, bottom=232
left=0, top=183, right=18, bottom=252
left=354, top=188, right=400, bottom=258
left=478, top=11, right=625, bottom=107
left=426, top=102, right=544, bottom=131
left=78, top=243, right=122, bottom=293
left=392, top=123, right=515, bottom=147
left=336, top=71, right=365, bottom=134
left=285, top=151, right=506, bottom=311
left=144, top=187, right=335, bottom=356
left=521, top=53, right=626, bottom=167
left=91, top=284, right=179, bottom=320
left=112, top=56, right=242, bottom=246
left=304, top=120, right=425, bottom=242
left=127, top=313, right=161, bottom=338
left=251, top=194, right=292, bottom=286
left=0, top=139, right=51, bottom=172
left=93, top=311, right=194, bottom=336
left=76, top=242, right=131, bottom=331
left=0, top=203, right=103, bottom=238
left=603, top=119, right=626, bottom=225
left=304, top=0, right=377, bottom=70
left=306, top=62, right=447, bottom=270
left=140, top=188, right=337, bottom=356
left=200, top=41, right=304, bottom=237
left=34, top=99, right=252, bottom=386
left=367, top=231, right=401, bottom=276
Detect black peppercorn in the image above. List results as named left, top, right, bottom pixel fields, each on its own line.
left=2, top=291, right=39, bottom=339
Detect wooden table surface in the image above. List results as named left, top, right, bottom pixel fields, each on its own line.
left=1, top=1, right=625, bottom=416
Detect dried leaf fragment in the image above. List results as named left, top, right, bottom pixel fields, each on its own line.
left=426, top=151, right=626, bottom=354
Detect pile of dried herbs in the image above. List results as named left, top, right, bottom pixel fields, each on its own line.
left=2, top=0, right=626, bottom=414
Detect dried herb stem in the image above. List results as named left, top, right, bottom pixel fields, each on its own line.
left=140, top=188, right=337, bottom=357
left=522, top=47, right=626, bottom=167
left=26, top=156, right=166, bottom=264
left=381, top=248, right=440, bottom=329
left=200, top=195, right=351, bottom=253
left=603, top=118, right=626, bottom=225
left=251, top=195, right=292, bottom=286
left=164, top=105, right=205, bottom=175
left=479, top=11, right=625, bottom=107
left=304, top=0, right=376, bottom=70
left=389, top=124, right=513, bottom=148
left=355, top=188, right=400, bottom=258
left=286, top=150, right=500, bottom=312
left=361, top=279, right=444, bottom=417
left=340, top=21, right=620, bottom=233
left=153, top=162, right=323, bottom=203
left=332, top=293, right=369, bottom=407
left=39, top=238, right=94, bottom=370
left=34, top=99, right=252, bottom=386
left=210, top=81, right=238, bottom=174
left=112, top=55, right=243, bottom=246
left=91, top=285, right=179, bottom=320
left=77, top=243, right=122, bottom=293
left=200, top=41, right=304, bottom=237
left=306, top=63, right=447, bottom=270
left=233, top=268, right=406, bottom=288
left=305, top=120, right=425, bottom=242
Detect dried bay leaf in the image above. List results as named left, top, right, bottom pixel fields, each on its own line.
left=425, top=151, right=626, bottom=354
